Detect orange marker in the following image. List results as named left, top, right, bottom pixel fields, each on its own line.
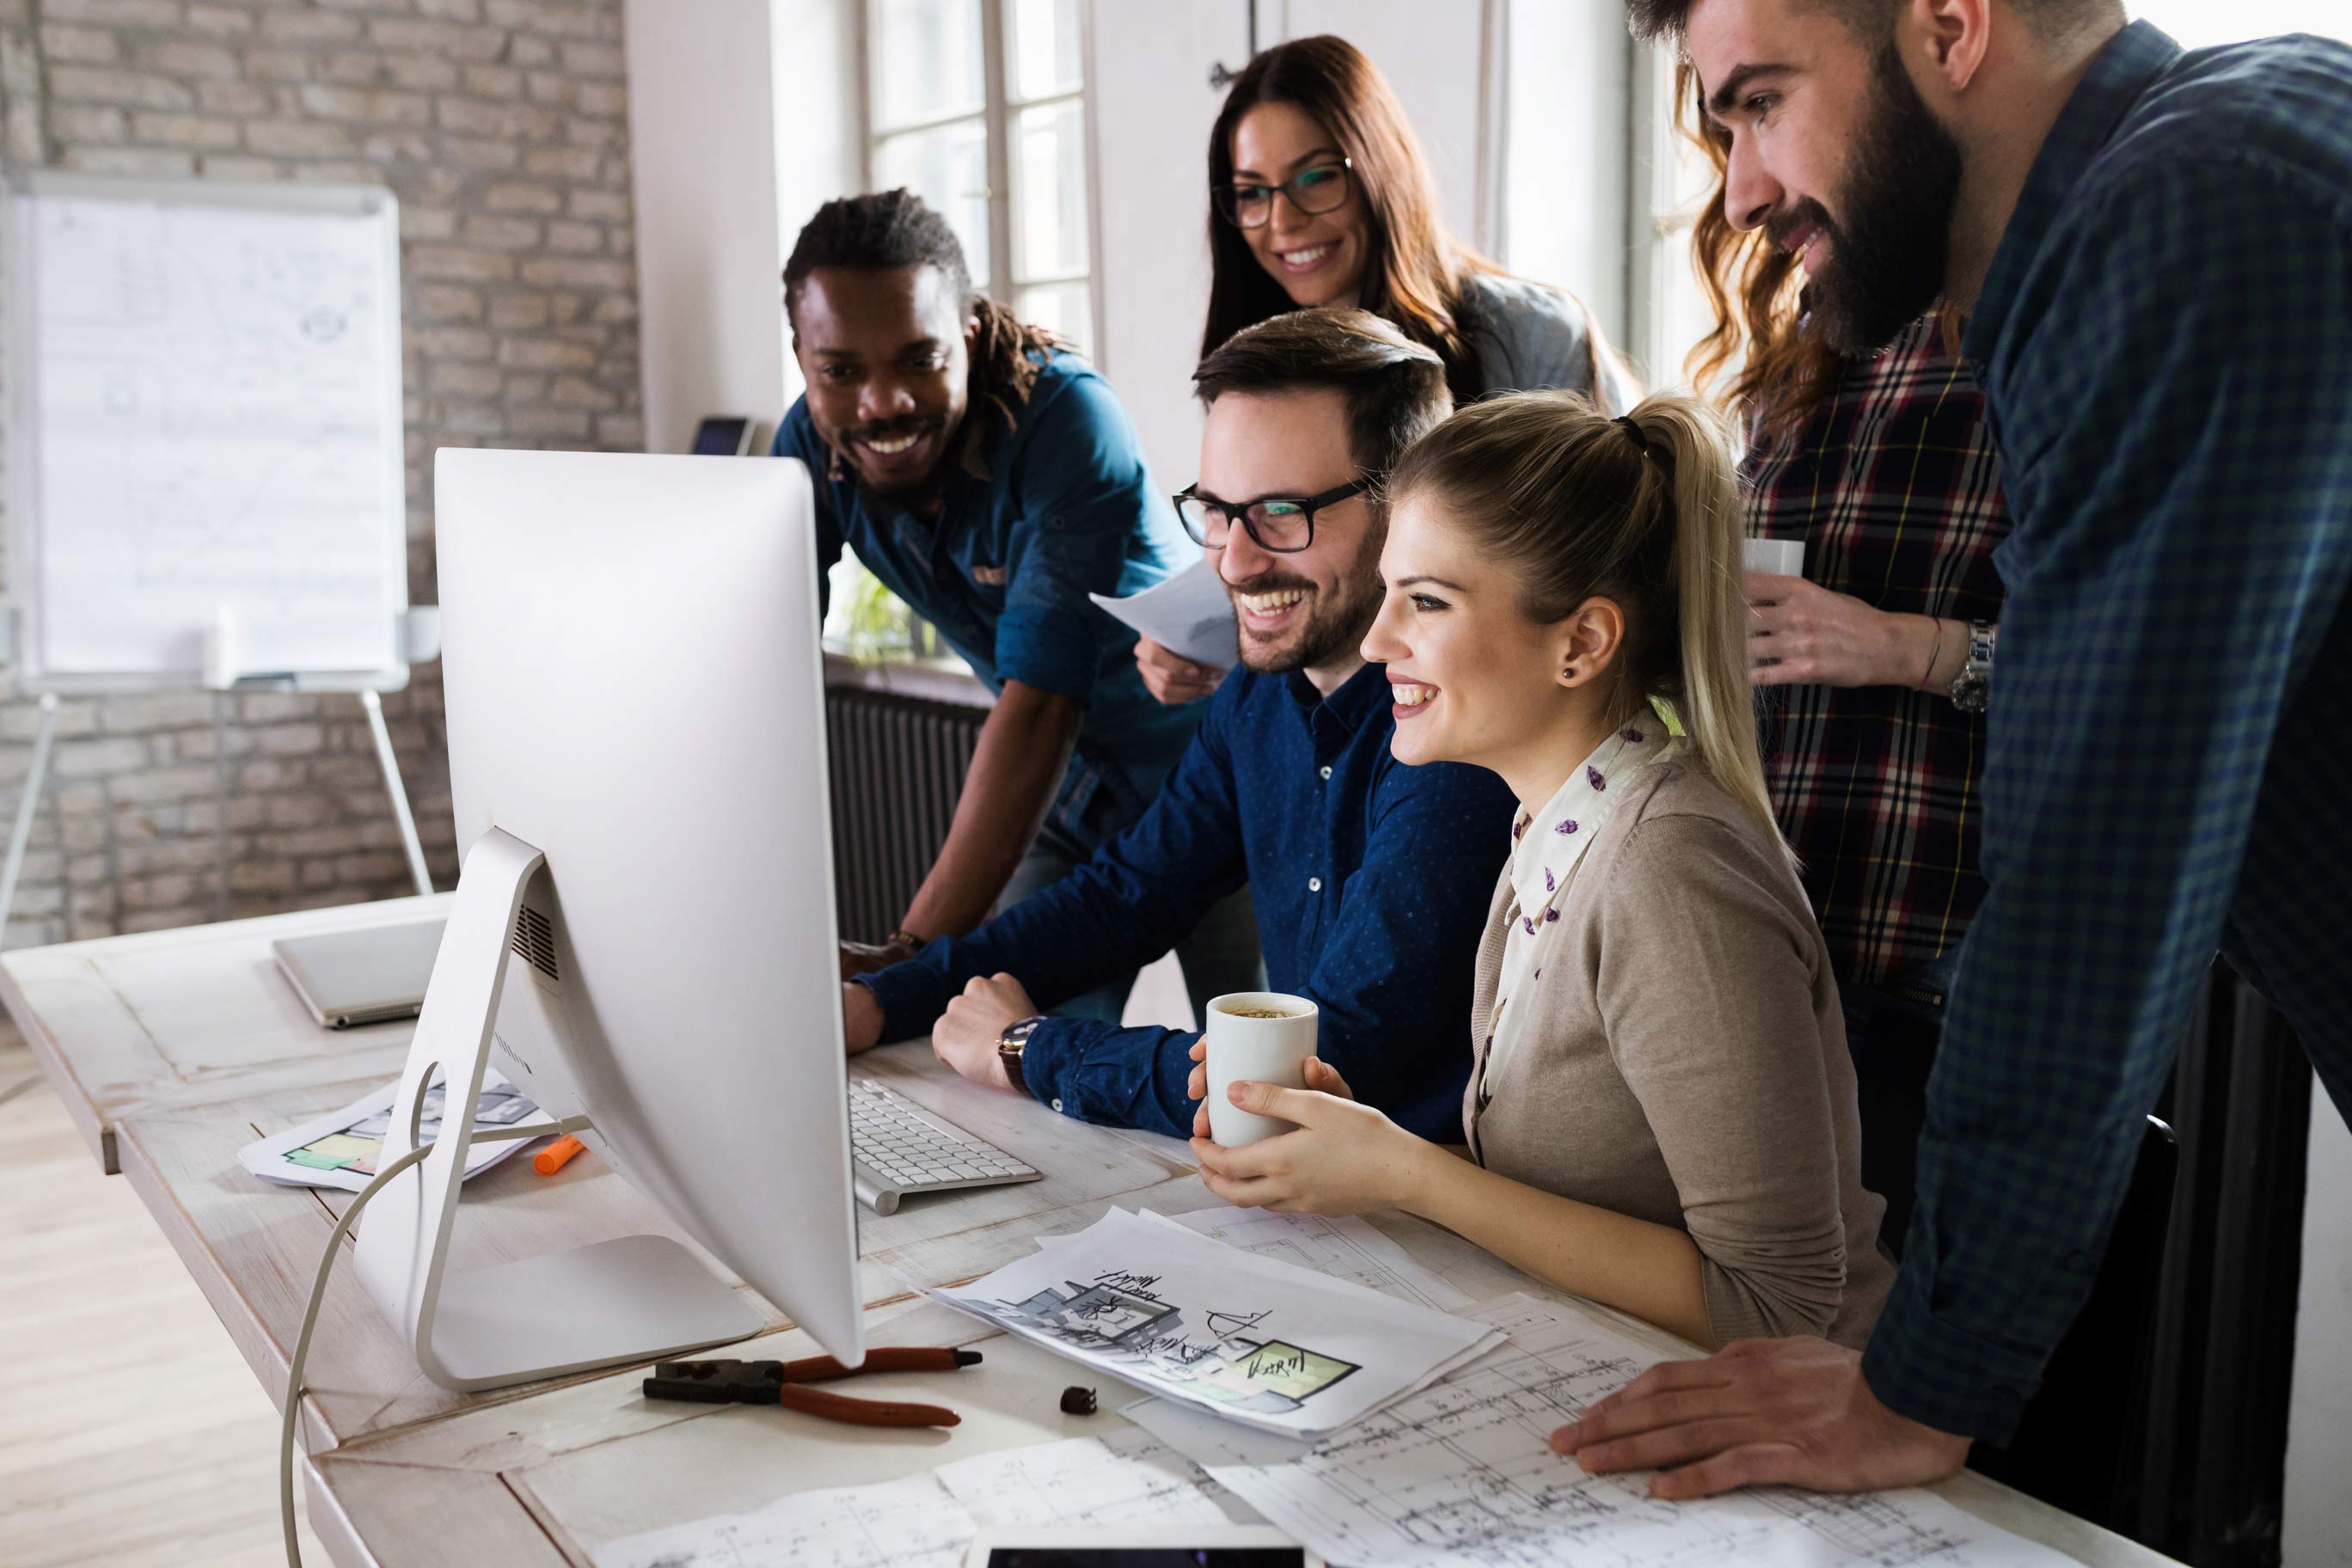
left=533, top=1133, right=585, bottom=1176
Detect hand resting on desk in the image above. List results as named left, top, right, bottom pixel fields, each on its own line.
left=928, top=971, right=1037, bottom=1093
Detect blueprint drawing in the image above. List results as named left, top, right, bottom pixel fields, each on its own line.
left=1207, top=1295, right=2080, bottom=1568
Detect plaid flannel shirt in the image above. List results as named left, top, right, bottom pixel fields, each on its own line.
left=1747, top=315, right=2009, bottom=991
left=1863, top=22, right=2352, bottom=1442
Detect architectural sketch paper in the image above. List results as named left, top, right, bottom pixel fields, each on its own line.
left=1089, top=558, right=1240, bottom=668
left=591, top=1473, right=971, bottom=1568
left=592, top=1430, right=1260, bottom=1568
left=929, top=1208, right=1500, bottom=1436
left=936, top=1426, right=1264, bottom=1528
left=236, top=1069, right=537, bottom=1192
left=1160, top=1205, right=1479, bottom=1313
left=1206, top=1295, right=2081, bottom=1568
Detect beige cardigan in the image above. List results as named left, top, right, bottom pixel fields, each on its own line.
left=1462, top=758, right=1895, bottom=1349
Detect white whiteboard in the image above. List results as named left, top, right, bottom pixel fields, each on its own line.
left=3, top=173, right=409, bottom=692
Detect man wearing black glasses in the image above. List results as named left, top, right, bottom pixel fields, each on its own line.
left=843, top=309, right=1516, bottom=1140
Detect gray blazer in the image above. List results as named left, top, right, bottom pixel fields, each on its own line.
left=1459, top=272, right=1641, bottom=411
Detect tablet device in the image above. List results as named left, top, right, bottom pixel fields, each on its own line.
left=962, top=1527, right=1320, bottom=1568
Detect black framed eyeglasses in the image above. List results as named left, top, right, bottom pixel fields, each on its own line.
left=1213, top=157, right=1355, bottom=230
left=1173, top=477, right=1372, bottom=553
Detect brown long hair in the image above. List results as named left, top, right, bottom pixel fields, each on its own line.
left=1678, top=64, right=1960, bottom=440
left=1391, top=389, right=1785, bottom=846
left=1202, top=36, right=1499, bottom=405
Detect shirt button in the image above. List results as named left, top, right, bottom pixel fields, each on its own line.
left=1050, top=1097, right=1064, bottom=1114
left=1318, top=765, right=1332, bottom=781
left=1308, top=876, right=1323, bottom=892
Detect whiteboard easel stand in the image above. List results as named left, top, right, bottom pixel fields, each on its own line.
left=0, top=692, right=62, bottom=940
left=0, top=607, right=442, bottom=947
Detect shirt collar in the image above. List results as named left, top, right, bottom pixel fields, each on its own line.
left=1965, top=21, right=2182, bottom=364
left=1283, top=661, right=1392, bottom=733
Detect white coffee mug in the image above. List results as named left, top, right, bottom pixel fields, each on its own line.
left=1204, top=991, right=1320, bottom=1147
left=1743, top=537, right=1807, bottom=579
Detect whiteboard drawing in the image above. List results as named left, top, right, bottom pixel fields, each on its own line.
left=6, top=175, right=407, bottom=685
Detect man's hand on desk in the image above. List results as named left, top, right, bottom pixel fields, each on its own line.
left=842, top=982, right=885, bottom=1054
left=840, top=938, right=919, bottom=980
left=930, top=972, right=1038, bottom=1093
left=1550, top=1337, right=1971, bottom=1498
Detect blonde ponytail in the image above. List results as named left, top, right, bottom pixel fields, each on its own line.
left=1389, top=389, right=1787, bottom=852
left=1630, top=397, right=1780, bottom=843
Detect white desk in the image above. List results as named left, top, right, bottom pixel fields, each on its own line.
left=7, top=899, right=2183, bottom=1567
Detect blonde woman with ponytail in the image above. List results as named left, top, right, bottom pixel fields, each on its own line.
left=1189, top=390, right=1893, bottom=1352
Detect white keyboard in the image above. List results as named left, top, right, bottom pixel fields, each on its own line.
left=848, top=1079, right=1041, bottom=1216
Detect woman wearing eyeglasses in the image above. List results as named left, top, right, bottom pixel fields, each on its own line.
left=1205, top=36, right=1637, bottom=412
left=1138, top=35, right=1641, bottom=707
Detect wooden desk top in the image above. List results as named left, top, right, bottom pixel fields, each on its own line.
left=0, top=893, right=451, bottom=1172
left=17, top=900, right=2182, bottom=1568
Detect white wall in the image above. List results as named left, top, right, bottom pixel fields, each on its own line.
left=1498, top=0, right=1632, bottom=350
left=1085, top=0, right=1251, bottom=491
left=2288, top=1088, right=2352, bottom=1567
left=625, top=0, right=857, bottom=455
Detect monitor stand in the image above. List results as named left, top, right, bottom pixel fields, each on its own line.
left=352, top=825, right=760, bottom=1392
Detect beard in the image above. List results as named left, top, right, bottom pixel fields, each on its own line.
left=1230, top=528, right=1387, bottom=676
left=1792, top=41, right=1964, bottom=355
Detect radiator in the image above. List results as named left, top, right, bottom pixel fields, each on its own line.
left=825, top=686, right=987, bottom=943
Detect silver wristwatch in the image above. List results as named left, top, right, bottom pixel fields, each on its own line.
left=1948, top=621, right=1996, bottom=714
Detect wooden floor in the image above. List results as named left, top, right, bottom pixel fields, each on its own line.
left=0, top=1025, right=328, bottom=1568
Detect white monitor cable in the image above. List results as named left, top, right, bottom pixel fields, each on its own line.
left=279, top=1114, right=591, bottom=1568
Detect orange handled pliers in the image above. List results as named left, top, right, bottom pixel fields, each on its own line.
left=643, top=1347, right=983, bottom=1429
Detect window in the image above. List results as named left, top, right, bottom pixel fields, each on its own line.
left=1626, top=3, right=2352, bottom=393
left=1627, top=44, right=1721, bottom=394
left=864, top=0, right=1099, bottom=358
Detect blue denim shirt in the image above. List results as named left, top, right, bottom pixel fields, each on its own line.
left=861, top=661, right=1517, bottom=1140
left=1861, top=22, right=2352, bottom=1443
left=774, top=352, right=1204, bottom=812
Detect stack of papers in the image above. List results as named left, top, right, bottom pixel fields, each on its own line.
left=236, top=1069, right=543, bottom=1192
left=930, top=1208, right=1503, bottom=1438
left=598, top=1215, right=2081, bottom=1568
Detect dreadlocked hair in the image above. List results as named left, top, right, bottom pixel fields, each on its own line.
left=783, top=188, right=1063, bottom=478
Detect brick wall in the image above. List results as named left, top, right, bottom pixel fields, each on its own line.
left=0, top=0, right=640, bottom=944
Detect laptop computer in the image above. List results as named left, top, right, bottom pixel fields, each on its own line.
left=272, top=919, right=447, bottom=1028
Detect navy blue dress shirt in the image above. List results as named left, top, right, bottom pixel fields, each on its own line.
left=773, top=352, right=1203, bottom=806
left=1860, top=23, right=2352, bottom=1443
left=861, top=661, right=1517, bottom=1140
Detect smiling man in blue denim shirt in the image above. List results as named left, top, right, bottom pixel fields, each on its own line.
left=840, top=309, right=1516, bottom=1141
left=775, top=191, right=1259, bottom=1022
left=1556, top=0, right=2352, bottom=1503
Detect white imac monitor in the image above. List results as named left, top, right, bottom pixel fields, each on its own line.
left=352, top=449, right=863, bottom=1391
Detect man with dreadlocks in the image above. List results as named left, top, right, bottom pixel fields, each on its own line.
left=773, top=189, right=1261, bottom=1027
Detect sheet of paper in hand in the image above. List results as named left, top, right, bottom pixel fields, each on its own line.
left=929, top=1209, right=1501, bottom=1437
left=1090, top=559, right=1240, bottom=669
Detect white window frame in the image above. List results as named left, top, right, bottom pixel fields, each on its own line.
left=859, top=0, right=1106, bottom=363
left=1625, top=41, right=1716, bottom=394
